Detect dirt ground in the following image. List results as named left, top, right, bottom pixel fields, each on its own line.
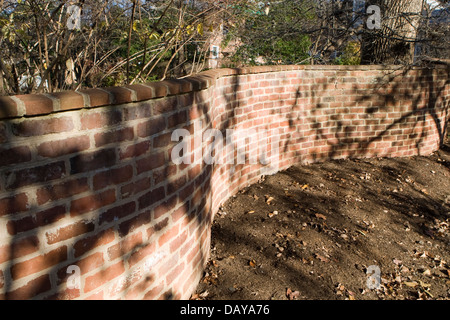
left=193, top=131, right=450, bottom=300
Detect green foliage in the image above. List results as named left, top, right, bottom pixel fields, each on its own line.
left=333, top=41, right=361, bottom=65
left=230, top=0, right=314, bottom=66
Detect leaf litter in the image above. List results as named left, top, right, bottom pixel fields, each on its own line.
left=194, top=136, right=450, bottom=300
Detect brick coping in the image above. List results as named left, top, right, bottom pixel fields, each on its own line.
left=1, top=65, right=447, bottom=120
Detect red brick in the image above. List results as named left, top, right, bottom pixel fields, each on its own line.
left=37, top=135, right=90, bottom=158
left=121, top=177, right=152, bottom=199
left=136, top=152, right=166, bottom=174
left=158, top=224, right=180, bottom=247
left=12, top=117, right=74, bottom=137
left=137, top=117, right=166, bottom=138
left=85, top=290, right=104, bottom=300
left=119, top=141, right=150, bottom=159
left=0, top=146, right=31, bottom=167
left=36, top=178, right=89, bottom=205
left=152, top=96, right=178, bottom=115
left=153, top=165, right=177, bottom=186
left=167, top=111, right=188, bottom=128
left=49, top=91, right=85, bottom=111
left=93, top=165, right=133, bottom=190
left=0, top=96, right=19, bottom=118
left=138, top=186, right=166, bottom=210
left=99, top=201, right=136, bottom=226
left=124, top=84, right=154, bottom=101
left=79, top=88, right=111, bottom=107
left=0, top=193, right=29, bottom=217
left=6, top=215, right=36, bottom=235
left=73, top=228, right=116, bottom=258
left=102, top=86, right=134, bottom=104
left=70, top=189, right=116, bottom=217
left=5, top=162, right=65, bottom=192
left=46, top=288, right=81, bottom=300
left=80, top=110, right=122, bottom=130
left=143, top=282, right=164, bottom=300
left=167, top=175, right=187, bottom=195
left=166, top=262, right=185, bottom=286
left=164, top=79, right=193, bottom=95
left=11, top=246, right=67, bottom=280
left=128, top=242, right=156, bottom=268
left=153, top=132, right=172, bottom=149
left=146, top=82, right=168, bottom=98
left=46, top=220, right=95, bottom=245
left=16, top=94, right=54, bottom=116
left=94, top=127, right=134, bottom=147
left=70, top=148, right=117, bottom=174
left=8, top=235, right=40, bottom=261
left=169, top=230, right=188, bottom=253
left=153, top=196, right=177, bottom=220
left=118, top=210, right=151, bottom=236
left=84, top=261, right=125, bottom=292
left=6, top=274, right=52, bottom=300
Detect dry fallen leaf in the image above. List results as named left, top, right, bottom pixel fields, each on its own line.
left=286, top=288, right=300, bottom=300
left=393, top=259, right=402, bottom=265
left=404, top=281, right=419, bottom=288
left=315, top=254, right=330, bottom=263
left=422, top=269, right=432, bottom=276
left=268, top=211, right=278, bottom=218
left=265, top=195, right=275, bottom=204
left=315, top=213, right=327, bottom=220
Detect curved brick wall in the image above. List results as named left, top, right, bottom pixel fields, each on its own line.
left=0, top=65, right=449, bottom=300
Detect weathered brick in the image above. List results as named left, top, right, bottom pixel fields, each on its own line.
left=70, top=189, right=116, bottom=217
left=16, top=94, right=54, bottom=116
left=93, top=165, right=133, bottom=190
left=4, top=161, right=66, bottom=190
left=46, top=220, right=95, bottom=245
left=118, top=210, right=151, bottom=236
left=0, top=193, right=29, bottom=217
left=119, top=141, right=151, bottom=160
left=137, top=117, right=166, bottom=138
left=73, top=228, right=116, bottom=258
left=138, top=186, right=166, bottom=210
left=34, top=205, right=67, bottom=228
left=99, top=201, right=137, bottom=226
left=84, top=261, right=125, bottom=292
left=5, top=274, right=52, bottom=300
left=36, top=178, right=89, bottom=205
left=11, top=246, right=67, bottom=280
left=37, top=135, right=90, bottom=158
left=136, top=152, right=166, bottom=174
left=12, top=117, right=74, bottom=137
left=49, top=91, right=85, bottom=111
left=94, top=127, right=134, bottom=147
left=121, top=177, right=152, bottom=199
left=70, top=149, right=116, bottom=174
left=80, top=109, right=122, bottom=130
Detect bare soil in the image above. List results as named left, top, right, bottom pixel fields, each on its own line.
left=193, top=132, right=450, bottom=300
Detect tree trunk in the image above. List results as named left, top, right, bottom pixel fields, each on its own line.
left=360, top=0, right=424, bottom=64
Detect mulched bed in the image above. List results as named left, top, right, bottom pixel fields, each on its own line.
left=193, top=132, right=450, bottom=300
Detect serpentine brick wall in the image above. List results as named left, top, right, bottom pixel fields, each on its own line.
left=0, top=65, right=449, bottom=300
